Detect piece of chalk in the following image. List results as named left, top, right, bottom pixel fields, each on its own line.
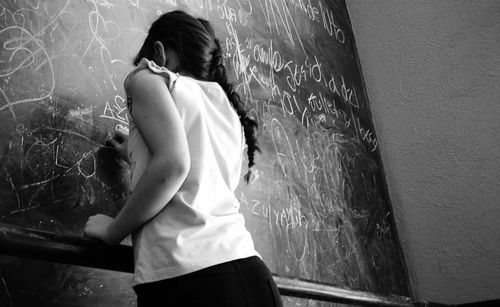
left=115, top=124, right=129, bottom=134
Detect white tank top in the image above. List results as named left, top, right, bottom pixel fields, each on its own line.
left=124, top=58, right=259, bottom=285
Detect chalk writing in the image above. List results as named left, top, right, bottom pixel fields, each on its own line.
left=257, top=0, right=306, bottom=54
left=100, top=95, right=129, bottom=125
left=284, top=0, right=345, bottom=44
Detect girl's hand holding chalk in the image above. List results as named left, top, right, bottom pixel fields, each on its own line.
left=107, top=125, right=129, bottom=163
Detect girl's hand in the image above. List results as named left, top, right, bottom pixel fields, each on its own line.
left=107, top=125, right=129, bottom=163
left=84, top=214, right=118, bottom=245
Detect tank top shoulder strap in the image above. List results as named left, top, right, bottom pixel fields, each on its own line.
left=123, top=58, right=179, bottom=92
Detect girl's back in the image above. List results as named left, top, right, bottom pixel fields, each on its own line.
left=126, top=58, right=259, bottom=285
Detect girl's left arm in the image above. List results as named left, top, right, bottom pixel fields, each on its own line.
left=84, top=70, right=190, bottom=245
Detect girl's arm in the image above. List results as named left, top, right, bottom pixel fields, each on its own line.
left=85, top=69, right=190, bottom=245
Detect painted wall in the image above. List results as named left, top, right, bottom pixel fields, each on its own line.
left=345, top=1, right=500, bottom=304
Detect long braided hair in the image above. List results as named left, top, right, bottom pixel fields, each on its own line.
left=133, top=10, right=260, bottom=183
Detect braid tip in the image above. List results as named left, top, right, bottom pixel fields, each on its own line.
left=243, top=167, right=258, bottom=184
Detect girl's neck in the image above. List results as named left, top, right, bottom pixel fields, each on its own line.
left=177, top=71, right=196, bottom=78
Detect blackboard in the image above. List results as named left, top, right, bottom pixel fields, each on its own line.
left=0, top=0, right=410, bottom=306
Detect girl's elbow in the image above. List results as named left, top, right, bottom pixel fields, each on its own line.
left=176, top=154, right=190, bottom=178
left=164, top=154, right=190, bottom=179
left=152, top=151, right=190, bottom=182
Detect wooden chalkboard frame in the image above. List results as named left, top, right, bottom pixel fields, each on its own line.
left=0, top=222, right=442, bottom=307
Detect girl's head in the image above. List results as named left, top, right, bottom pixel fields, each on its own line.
left=134, top=10, right=260, bottom=183
left=134, top=10, right=213, bottom=79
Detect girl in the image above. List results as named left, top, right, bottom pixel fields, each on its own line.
left=84, top=10, right=283, bottom=307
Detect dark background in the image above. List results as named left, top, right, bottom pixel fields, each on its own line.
left=0, top=0, right=409, bottom=306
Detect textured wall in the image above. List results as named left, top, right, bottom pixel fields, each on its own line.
left=345, top=0, right=500, bottom=304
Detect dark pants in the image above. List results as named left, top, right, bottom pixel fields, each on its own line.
left=133, top=256, right=283, bottom=307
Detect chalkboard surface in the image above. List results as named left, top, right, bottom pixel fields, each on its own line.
left=0, top=0, right=410, bottom=306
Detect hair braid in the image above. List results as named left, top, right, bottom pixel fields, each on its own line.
left=208, top=38, right=260, bottom=183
